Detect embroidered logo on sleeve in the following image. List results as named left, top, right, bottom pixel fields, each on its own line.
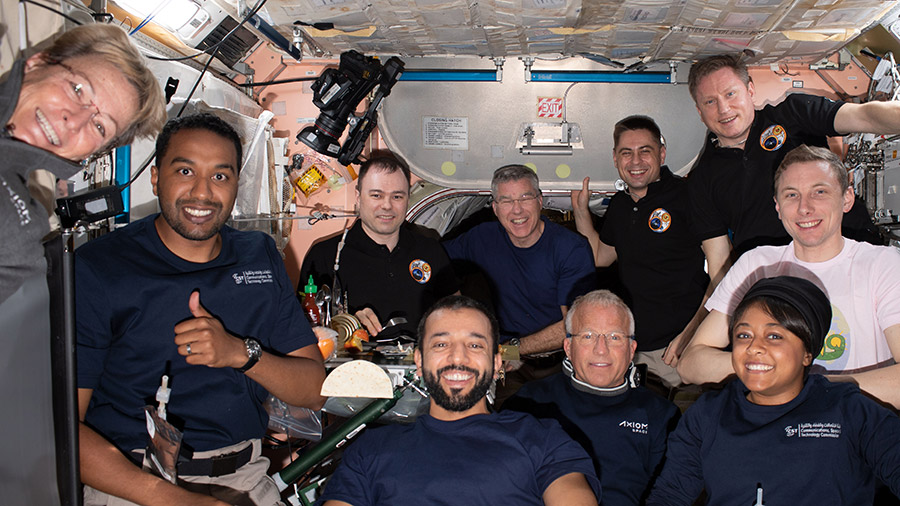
left=759, top=124, right=786, bottom=151
left=2, top=176, right=31, bottom=226
left=784, top=422, right=841, bottom=439
left=648, top=208, right=671, bottom=233
left=232, top=269, right=274, bottom=285
left=409, top=259, right=432, bottom=284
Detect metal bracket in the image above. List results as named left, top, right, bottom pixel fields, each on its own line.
left=520, top=56, right=535, bottom=82
left=292, top=26, right=304, bottom=63
left=491, top=57, right=505, bottom=82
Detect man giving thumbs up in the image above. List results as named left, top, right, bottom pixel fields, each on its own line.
left=75, top=113, right=325, bottom=506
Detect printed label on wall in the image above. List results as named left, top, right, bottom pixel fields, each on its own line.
left=423, top=116, right=469, bottom=150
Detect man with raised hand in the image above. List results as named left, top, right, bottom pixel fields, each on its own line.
left=571, top=116, right=710, bottom=387
left=76, top=113, right=326, bottom=506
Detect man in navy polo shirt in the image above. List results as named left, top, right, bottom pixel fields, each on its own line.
left=443, top=165, right=595, bottom=402
left=76, top=113, right=326, bottom=506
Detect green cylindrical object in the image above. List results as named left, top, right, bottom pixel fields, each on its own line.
left=275, top=386, right=407, bottom=490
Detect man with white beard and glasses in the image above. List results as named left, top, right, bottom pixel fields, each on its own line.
left=318, top=295, right=601, bottom=506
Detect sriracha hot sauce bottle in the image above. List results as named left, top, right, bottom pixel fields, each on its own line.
left=302, top=275, right=321, bottom=326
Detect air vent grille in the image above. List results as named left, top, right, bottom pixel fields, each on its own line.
left=196, top=16, right=258, bottom=69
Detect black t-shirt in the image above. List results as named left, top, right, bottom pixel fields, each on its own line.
left=300, top=221, right=460, bottom=338
left=601, top=167, right=709, bottom=351
left=687, top=93, right=878, bottom=255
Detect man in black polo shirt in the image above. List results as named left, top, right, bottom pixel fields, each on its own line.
left=685, top=54, right=895, bottom=280
left=571, top=115, right=709, bottom=387
left=300, top=156, right=460, bottom=339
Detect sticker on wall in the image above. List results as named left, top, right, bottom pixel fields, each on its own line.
left=441, top=161, right=457, bottom=176
left=555, top=164, right=571, bottom=178
left=538, top=97, right=564, bottom=118
left=525, top=163, right=538, bottom=172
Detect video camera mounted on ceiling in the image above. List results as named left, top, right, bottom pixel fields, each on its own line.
left=297, top=50, right=404, bottom=166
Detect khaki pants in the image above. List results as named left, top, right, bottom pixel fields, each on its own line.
left=84, top=439, right=284, bottom=506
left=635, top=348, right=683, bottom=389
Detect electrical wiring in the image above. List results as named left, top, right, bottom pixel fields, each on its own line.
left=773, top=63, right=799, bottom=77
left=128, top=0, right=272, bottom=186
left=237, top=76, right=319, bottom=87
left=145, top=0, right=268, bottom=63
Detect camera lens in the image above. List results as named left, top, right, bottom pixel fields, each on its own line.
left=298, top=126, right=341, bottom=156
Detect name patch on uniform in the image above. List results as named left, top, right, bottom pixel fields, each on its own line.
left=2, top=176, right=31, bottom=226
left=648, top=208, right=671, bottom=233
left=409, top=259, right=432, bottom=284
left=759, top=124, right=786, bottom=151
left=619, top=420, right=648, bottom=434
left=231, top=269, right=274, bottom=285
left=784, top=422, right=841, bottom=439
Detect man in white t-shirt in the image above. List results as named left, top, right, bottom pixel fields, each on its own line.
left=678, top=144, right=900, bottom=409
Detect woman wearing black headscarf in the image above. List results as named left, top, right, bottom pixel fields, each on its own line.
left=647, top=276, right=900, bottom=505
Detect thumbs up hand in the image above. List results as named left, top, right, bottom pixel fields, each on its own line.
left=174, top=290, right=246, bottom=368
left=571, top=176, right=590, bottom=213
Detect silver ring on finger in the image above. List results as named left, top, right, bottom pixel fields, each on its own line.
left=186, top=343, right=192, bottom=355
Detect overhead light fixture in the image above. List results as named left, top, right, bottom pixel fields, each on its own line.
left=115, top=0, right=211, bottom=40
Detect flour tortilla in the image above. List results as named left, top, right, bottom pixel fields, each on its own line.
left=320, top=360, right=394, bottom=398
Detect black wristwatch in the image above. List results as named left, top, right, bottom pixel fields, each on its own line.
left=236, top=338, right=262, bottom=373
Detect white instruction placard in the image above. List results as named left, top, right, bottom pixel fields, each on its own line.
left=423, top=116, right=468, bottom=150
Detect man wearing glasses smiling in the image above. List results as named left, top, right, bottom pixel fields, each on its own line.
left=443, top=165, right=596, bottom=404
left=504, top=290, right=680, bottom=506
left=1, top=23, right=165, bottom=304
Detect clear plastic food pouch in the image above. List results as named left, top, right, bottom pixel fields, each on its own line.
left=265, top=394, right=324, bottom=441
left=288, top=152, right=351, bottom=204
left=143, top=405, right=183, bottom=483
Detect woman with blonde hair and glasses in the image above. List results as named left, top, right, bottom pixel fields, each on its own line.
left=1, top=23, right=165, bottom=303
